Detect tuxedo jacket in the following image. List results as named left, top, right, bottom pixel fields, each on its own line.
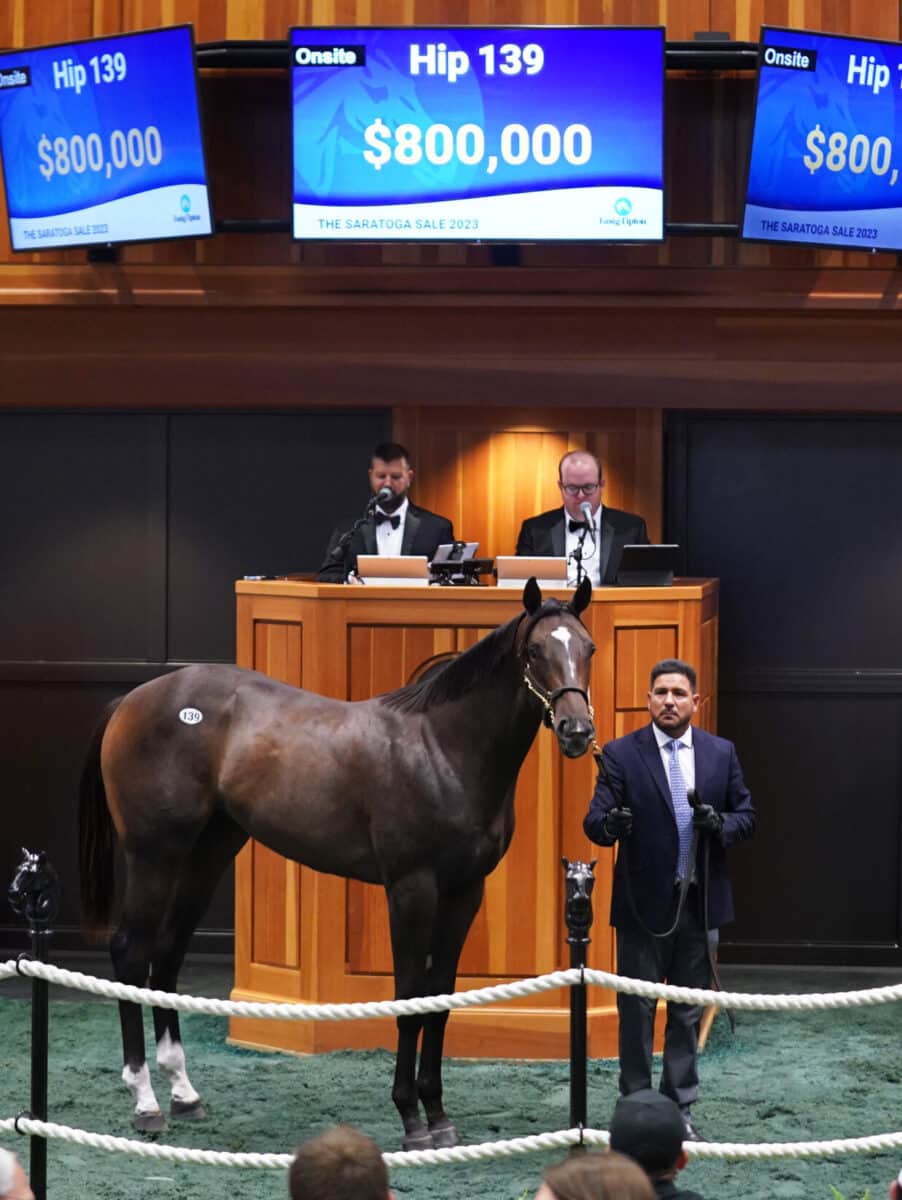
left=515, top=506, right=649, bottom=585
left=584, top=724, right=756, bottom=932
left=316, top=504, right=454, bottom=583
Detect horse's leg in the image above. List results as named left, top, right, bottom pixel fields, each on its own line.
left=149, top=813, right=248, bottom=1121
left=387, top=869, right=439, bottom=1151
left=111, top=853, right=181, bottom=1132
left=417, top=878, right=485, bottom=1148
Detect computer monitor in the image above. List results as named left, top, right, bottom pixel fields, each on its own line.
left=615, top=544, right=679, bottom=588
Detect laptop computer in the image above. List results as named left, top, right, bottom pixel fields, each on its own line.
left=356, top=555, right=430, bottom=586
left=495, top=556, right=569, bottom=589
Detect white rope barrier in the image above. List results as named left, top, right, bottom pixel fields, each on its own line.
left=0, top=960, right=578, bottom=1018
left=6, top=957, right=902, bottom=1017
left=3, top=1115, right=902, bottom=1167
left=6, top=958, right=902, bottom=1175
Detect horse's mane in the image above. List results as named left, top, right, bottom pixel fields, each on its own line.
left=379, top=598, right=568, bottom=715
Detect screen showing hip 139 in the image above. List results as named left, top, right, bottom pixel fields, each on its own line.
left=289, top=26, right=664, bottom=243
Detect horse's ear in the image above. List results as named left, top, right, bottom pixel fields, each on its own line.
left=571, top=576, right=592, bottom=615
left=523, top=577, right=542, bottom=614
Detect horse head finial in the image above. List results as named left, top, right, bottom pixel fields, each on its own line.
left=562, top=857, right=597, bottom=944
left=8, top=847, right=60, bottom=927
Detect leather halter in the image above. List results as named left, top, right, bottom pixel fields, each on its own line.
left=522, top=670, right=594, bottom=731
left=519, top=605, right=594, bottom=729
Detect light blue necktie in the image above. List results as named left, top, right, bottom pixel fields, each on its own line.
left=667, top=739, right=693, bottom=880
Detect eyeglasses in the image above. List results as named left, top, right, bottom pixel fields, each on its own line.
left=559, top=482, right=600, bottom=497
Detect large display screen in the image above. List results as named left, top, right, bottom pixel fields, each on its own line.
left=289, top=26, right=664, bottom=242
left=743, top=27, right=902, bottom=252
left=0, top=25, right=212, bottom=251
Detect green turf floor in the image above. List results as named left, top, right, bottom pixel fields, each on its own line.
left=1, top=963, right=899, bottom=1200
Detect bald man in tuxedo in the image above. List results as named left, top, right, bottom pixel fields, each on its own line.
left=516, top=450, right=648, bottom=585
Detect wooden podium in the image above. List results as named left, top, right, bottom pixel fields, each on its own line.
left=229, top=579, right=718, bottom=1059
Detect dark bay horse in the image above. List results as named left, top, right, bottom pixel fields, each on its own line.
left=78, top=578, right=595, bottom=1147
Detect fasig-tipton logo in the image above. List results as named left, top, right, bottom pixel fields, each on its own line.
left=293, top=44, right=366, bottom=67
left=0, top=65, right=31, bottom=89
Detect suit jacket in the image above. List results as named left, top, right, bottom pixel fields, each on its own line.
left=584, top=724, right=756, bottom=932
left=316, top=504, right=454, bottom=583
left=515, top=506, right=649, bottom=585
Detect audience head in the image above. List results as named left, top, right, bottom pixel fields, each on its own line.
left=558, top=450, right=604, bottom=522
left=535, top=1148, right=655, bottom=1200
left=0, top=1150, right=34, bottom=1200
left=287, top=1124, right=391, bottom=1200
left=369, top=441, right=414, bottom=510
left=609, top=1089, right=688, bottom=1180
left=890, top=1167, right=902, bottom=1200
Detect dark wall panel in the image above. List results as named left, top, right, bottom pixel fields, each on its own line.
left=1, top=409, right=390, bottom=954
left=167, top=411, right=389, bottom=662
left=672, top=414, right=902, bottom=964
left=721, top=691, right=902, bottom=953
left=0, top=413, right=166, bottom=661
left=680, top=416, right=902, bottom=674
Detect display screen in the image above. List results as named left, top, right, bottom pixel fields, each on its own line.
left=0, top=25, right=212, bottom=251
left=289, top=26, right=664, bottom=242
left=742, top=26, right=902, bottom=252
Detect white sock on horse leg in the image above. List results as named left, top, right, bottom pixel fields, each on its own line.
left=122, top=1063, right=162, bottom=1115
left=156, top=1030, right=201, bottom=1104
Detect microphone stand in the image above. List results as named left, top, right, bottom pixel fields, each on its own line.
left=570, top=525, right=590, bottom=587
left=324, top=496, right=380, bottom=572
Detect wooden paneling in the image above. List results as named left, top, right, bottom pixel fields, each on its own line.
left=393, top=406, right=663, bottom=564
left=230, top=579, right=717, bottom=1056
left=252, top=621, right=303, bottom=687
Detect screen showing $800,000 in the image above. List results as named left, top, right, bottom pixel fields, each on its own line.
left=0, top=25, right=212, bottom=252
left=290, top=26, right=664, bottom=242
left=743, top=27, right=902, bottom=252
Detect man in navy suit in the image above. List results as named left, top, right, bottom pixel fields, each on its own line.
left=317, top=441, right=454, bottom=583
left=515, top=450, right=648, bottom=585
left=584, top=659, right=756, bottom=1141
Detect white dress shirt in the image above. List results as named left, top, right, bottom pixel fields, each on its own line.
left=652, top=721, right=696, bottom=793
left=375, top=497, right=408, bottom=556
left=564, top=504, right=603, bottom=585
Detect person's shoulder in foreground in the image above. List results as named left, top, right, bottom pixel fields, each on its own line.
left=288, top=1124, right=392, bottom=1200
left=0, top=1149, right=34, bottom=1200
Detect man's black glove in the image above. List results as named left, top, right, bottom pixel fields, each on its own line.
left=692, top=803, right=723, bottom=836
left=602, top=807, right=633, bottom=839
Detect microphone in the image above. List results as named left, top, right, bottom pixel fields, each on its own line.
left=687, top=788, right=700, bottom=809
left=580, top=500, right=596, bottom=543
left=368, top=485, right=393, bottom=510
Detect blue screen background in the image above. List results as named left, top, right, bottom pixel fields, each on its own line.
left=0, top=26, right=209, bottom=219
left=746, top=27, right=902, bottom=213
left=290, top=27, right=663, bottom=205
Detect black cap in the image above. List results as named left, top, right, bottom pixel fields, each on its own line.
left=609, top=1089, right=684, bottom=1173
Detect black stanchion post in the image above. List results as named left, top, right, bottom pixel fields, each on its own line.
left=562, top=857, right=596, bottom=1145
left=8, top=847, right=60, bottom=1200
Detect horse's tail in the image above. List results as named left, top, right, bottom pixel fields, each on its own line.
left=78, top=697, right=124, bottom=942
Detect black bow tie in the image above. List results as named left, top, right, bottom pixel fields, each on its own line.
left=375, top=511, right=400, bottom=529
left=568, top=519, right=590, bottom=533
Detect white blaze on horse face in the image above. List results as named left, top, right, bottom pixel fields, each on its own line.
left=122, top=1062, right=162, bottom=1116
left=156, top=1030, right=201, bottom=1104
left=550, top=626, right=577, bottom=677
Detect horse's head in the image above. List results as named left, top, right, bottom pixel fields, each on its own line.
left=520, top=577, right=596, bottom=758
left=8, top=847, right=60, bottom=925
